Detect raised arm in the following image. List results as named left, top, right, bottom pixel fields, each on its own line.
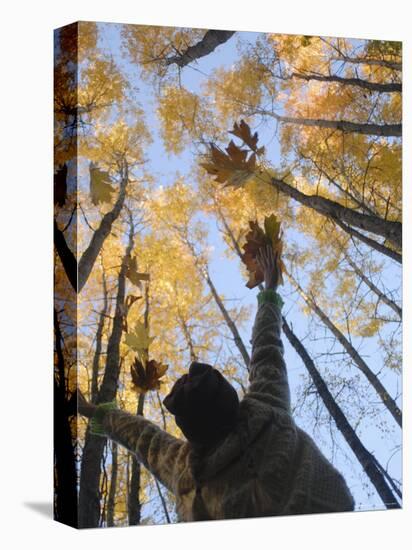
left=246, top=246, right=291, bottom=412
left=78, top=396, right=186, bottom=493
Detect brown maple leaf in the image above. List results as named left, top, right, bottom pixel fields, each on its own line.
left=241, top=215, right=285, bottom=289
left=200, top=120, right=265, bottom=187
left=130, top=356, right=168, bottom=393
left=229, top=120, right=265, bottom=156
left=200, top=142, right=256, bottom=187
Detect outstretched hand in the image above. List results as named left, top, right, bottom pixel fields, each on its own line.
left=255, top=245, right=280, bottom=291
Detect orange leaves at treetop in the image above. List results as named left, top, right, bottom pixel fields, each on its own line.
left=200, top=120, right=264, bottom=187
left=241, top=214, right=285, bottom=289
left=130, top=356, right=168, bottom=394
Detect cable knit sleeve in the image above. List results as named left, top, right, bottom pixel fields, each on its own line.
left=93, top=407, right=185, bottom=493
left=246, top=289, right=291, bottom=412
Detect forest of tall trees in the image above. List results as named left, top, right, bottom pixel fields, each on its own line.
left=54, top=22, right=402, bottom=526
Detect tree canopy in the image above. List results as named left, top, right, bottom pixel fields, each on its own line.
left=54, top=22, right=402, bottom=526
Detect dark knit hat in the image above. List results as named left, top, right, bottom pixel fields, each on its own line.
left=163, top=362, right=240, bottom=451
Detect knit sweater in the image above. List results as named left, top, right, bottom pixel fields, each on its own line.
left=96, top=290, right=355, bottom=521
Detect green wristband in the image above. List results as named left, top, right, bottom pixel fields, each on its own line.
left=257, top=289, right=284, bottom=309
left=90, top=401, right=117, bottom=436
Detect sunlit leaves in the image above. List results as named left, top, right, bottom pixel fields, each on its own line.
left=157, top=87, right=206, bottom=155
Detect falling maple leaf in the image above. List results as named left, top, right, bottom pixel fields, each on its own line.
left=54, top=164, right=68, bottom=207
left=130, top=356, right=168, bottom=393
left=125, top=321, right=155, bottom=355
left=125, top=256, right=150, bottom=288
left=241, top=214, right=285, bottom=289
left=200, top=120, right=265, bottom=187
left=229, top=119, right=265, bottom=156
left=89, top=163, right=116, bottom=205
left=200, top=142, right=256, bottom=187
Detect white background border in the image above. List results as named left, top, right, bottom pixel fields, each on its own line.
left=0, top=1, right=409, bottom=548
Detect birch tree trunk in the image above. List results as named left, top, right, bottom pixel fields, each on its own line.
left=266, top=176, right=402, bottom=249
left=261, top=110, right=401, bottom=137
left=291, top=72, right=401, bottom=93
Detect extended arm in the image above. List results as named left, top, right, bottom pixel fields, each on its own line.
left=78, top=395, right=185, bottom=493
left=246, top=246, right=291, bottom=412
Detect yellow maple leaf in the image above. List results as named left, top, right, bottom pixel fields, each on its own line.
left=89, top=163, right=115, bottom=205
left=125, top=321, right=155, bottom=352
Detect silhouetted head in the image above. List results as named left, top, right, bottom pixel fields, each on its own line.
left=163, top=362, right=240, bottom=452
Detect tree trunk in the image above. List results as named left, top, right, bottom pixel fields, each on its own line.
left=53, top=309, right=78, bottom=527
left=299, top=151, right=379, bottom=217
left=128, top=284, right=149, bottom=525
left=78, top=165, right=129, bottom=292
left=54, top=219, right=77, bottom=292
left=166, top=30, right=235, bottom=67
left=267, top=176, right=402, bottom=249
left=128, top=394, right=145, bottom=525
left=331, top=216, right=402, bottom=264
left=330, top=55, right=401, bottom=71
left=106, top=442, right=118, bottom=527
left=263, top=110, right=401, bottom=137
left=91, top=263, right=109, bottom=401
left=178, top=310, right=198, bottom=361
left=282, top=317, right=401, bottom=509
left=181, top=232, right=251, bottom=370
left=54, top=164, right=130, bottom=293
left=78, top=218, right=135, bottom=528
left=292, top=72, right=401, bottom=93
left=204, top=269, right=251, bottom=369
left=290, top=276, right=402, bottom=427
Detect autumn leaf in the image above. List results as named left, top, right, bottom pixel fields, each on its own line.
left=130, top=356, right=168, bottom=393
left=200, top=121, right=265, bottom=187
left=89, top=163, right=116, bottom=205
left=241, top=215, right=285, bottom=289
left=229, top=119, right=265, bottom=156
left=125, top=321, right=155, bottom=353
left=200, top=142, right=256, bottom=187
left=54, top=164, right=68, bottom=207
left=126, top=256, right=150, bottom=287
